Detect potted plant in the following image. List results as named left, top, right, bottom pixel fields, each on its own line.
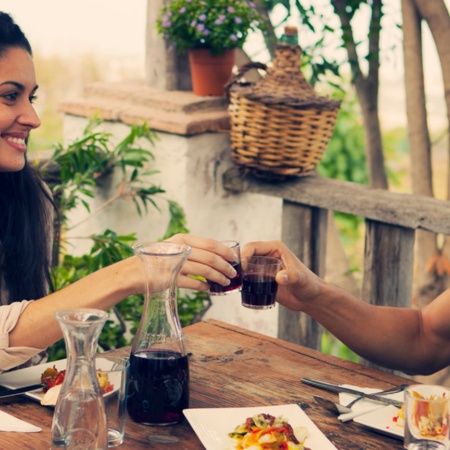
left=156, top=0, right=265, bottom=96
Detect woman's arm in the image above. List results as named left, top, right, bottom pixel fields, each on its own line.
left=242, top=240, right=450, bottom=375
left=8, top=234, right=238, bottom=351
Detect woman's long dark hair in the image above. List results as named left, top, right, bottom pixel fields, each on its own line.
left=0, top=167, right=54, bottom=301
left=0, top=12, right=54, bottom=302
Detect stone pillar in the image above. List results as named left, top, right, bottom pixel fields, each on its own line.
left=146, top=0, right=192, bottom=90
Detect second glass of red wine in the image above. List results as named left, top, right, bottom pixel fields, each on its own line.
left=241, top=256, right=282, bottom=309
left=207, top=240, right=242, bottom=295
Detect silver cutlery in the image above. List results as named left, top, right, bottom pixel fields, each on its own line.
left=0, top=383, right=43, bottom=401
left=301, top=378, right=407, bottom=410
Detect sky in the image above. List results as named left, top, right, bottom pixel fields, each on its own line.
left=1, top=0, right=147, bottom=58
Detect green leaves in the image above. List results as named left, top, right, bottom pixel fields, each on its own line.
left=163, top=200, right=189, bottom=240
left=47, top=119, right=159, bottom=224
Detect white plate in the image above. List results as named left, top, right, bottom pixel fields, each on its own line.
left=0, top=357, right=116, bottom=403
left=183, top=404, right=337, bottom=450
left=353, top=405, right=404, bottom=440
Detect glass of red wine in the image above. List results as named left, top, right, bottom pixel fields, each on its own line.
left=207, top=240, right=242, bottom=295
left=241, top=256, right=282, bottom=309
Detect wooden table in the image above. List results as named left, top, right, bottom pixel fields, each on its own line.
left=0, top=319, right=411, bottom=449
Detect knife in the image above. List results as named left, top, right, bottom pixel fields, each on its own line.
left=0, top=383, right=43, bottom=400
left=301, top=378, right=404, bottom=408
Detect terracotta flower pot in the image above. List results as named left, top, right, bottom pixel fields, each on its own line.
left=188, top=48, right=236, bottom=97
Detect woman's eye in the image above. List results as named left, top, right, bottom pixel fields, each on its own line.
left=2, top=92, right=18, bottom=102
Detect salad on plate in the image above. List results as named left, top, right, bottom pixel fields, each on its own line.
left=229, top=413, right=310, bottom=450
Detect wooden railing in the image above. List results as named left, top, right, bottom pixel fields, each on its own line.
left=223, top=168, right=450, bottom=358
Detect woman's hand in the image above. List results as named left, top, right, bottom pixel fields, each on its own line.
left=241, top=240, right=327, bottom=311
left=166, top=234, right=239, bottom=291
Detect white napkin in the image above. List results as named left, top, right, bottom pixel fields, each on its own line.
left=338, top=384, right=404, bottom=422
left=0, top=410, right=42, bottom=432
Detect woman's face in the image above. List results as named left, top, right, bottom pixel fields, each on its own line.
left=0, top=47, right=40, bottom=172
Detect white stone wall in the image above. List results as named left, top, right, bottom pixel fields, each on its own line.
left=63, top=115, right=282, bottom=337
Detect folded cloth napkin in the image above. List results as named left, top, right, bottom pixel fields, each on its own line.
left=338, top=384, right=404, bottom=423
left=0, top=410, right=41, bottom=432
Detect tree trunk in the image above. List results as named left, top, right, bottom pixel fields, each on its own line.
left=401, top=0, right=437, bottom=308
left=331, top=0, right=388, bottom=189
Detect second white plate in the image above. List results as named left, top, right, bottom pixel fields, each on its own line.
left=353, top=404, right=404, bottom=440
left=183, top=403, right=337, bottom=450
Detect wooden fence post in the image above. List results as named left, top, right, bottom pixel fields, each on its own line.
left=278, top=200, right=328, bottom=350
left=362, top=220, right=414, bottom=309
left=361, top=220, right=415, bottom=372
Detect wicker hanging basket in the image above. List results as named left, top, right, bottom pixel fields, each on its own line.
left=226, top=37, right=341, bottom=180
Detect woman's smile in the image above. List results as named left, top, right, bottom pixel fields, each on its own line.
left=1, top=132, right=28, bottom=153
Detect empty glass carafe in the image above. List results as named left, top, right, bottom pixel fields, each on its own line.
left=51, top=309, right=108, bottom=449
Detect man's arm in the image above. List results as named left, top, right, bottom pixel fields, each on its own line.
left=243, top=240, right=450, bottom=375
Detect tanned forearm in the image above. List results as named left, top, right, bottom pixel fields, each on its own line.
left=303, top=283, right=440, bottom=375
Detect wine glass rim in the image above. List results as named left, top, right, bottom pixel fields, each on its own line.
left=248, top=256, right=282, bottom=266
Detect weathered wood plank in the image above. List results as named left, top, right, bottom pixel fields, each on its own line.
left=223, top=168, right=450, bottom=234
left=362, top=220, right=415, bottom=309
left=279, top=201, right=327, bottom=350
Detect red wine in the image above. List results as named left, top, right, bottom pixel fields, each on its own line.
left=127, top=350, right=189, bottom=425
left=241, top=274, right=278, bottom=308
left=207, top=261, right=242, bottom=294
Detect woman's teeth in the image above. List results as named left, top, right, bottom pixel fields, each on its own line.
left=5, top=136, right=25, bottom=144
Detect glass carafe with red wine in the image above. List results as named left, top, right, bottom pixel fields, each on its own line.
left=127, top=241, right=191, bottom=426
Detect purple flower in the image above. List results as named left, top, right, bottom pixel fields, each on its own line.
left=203, top=29, right=210, bottom=36
left=215, top=18, right=224, bottom=25
left=167, top=11, right=172, bottom=17
left=235, top=17, right=242, bottom=24
left=199, top=13, right=207, bottom=21
left=227, top=6, right=235, bottom=13
left=179, top=6, right=186, bottom=13
left=191, top=20, right=197, bottom=27
left=196, top=23, right=205, bottom=32
left=162, top=20, right=172, bottom=28
left=249, top=1, right=256, bottom=6
left=230, top=34, right=238, bottom=41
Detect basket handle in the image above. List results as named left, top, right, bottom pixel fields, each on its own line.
left=224, top=62, right=267, bottom=99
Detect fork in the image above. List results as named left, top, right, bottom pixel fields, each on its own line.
left=344, top=383, right=409, bottom=409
